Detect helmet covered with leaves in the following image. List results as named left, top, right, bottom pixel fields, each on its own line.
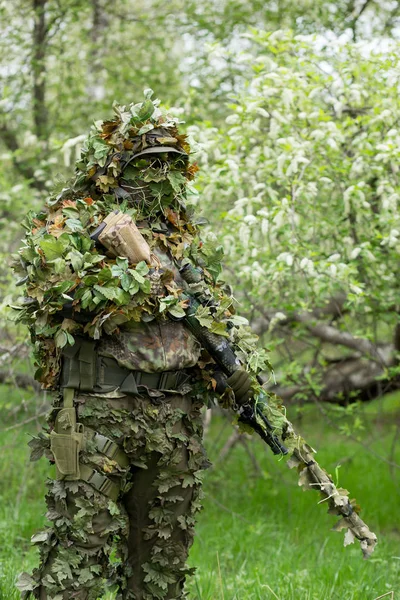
left=71, top=90, right=199, bottom=218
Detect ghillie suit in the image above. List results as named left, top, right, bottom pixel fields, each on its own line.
left=13, top=91, right=376, bottom=600
left=13, top=94, right=217, bottom=600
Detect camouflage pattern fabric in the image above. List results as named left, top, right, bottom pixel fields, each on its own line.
left=14, top=97, right=220, bottom=599
left=98, top=323, right=201, bottom=373
left=21, top=391, right=208, bottom=600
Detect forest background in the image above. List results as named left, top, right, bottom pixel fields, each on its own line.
left=0, top=1, right=400, bottom=598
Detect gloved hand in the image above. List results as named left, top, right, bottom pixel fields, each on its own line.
left=226, top=369, right=253, bottom=405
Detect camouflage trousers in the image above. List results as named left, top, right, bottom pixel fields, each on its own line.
left=20, top=391, right=208, bottom=600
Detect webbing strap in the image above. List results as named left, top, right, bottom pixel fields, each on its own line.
left=61, top=341, right=81, bottom=389
left=79, top=340, right=96, bottom=391
left=61, top=339, right=190, bottom=394
left=97, top=361, right=188, bottom=394
left=93, top=433, right=130, bottom=468
left=63, top=388, right=75, bottom=409
left=79, top=465, right=120, bottom=501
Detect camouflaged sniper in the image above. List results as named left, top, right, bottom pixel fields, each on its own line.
left=13, top=92, right=215, bottom=600
left=13, top=90, right=377, bottom=600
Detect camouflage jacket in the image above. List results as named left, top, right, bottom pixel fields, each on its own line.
left=98, top=320, right=201, bottom=373
left=98, top=247, right=201, bottom=372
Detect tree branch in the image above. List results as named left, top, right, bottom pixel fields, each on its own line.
left=348, top=0, right=373, bottom=41
left=252, top=292, right=392, bottom=365
left=0, top=370, right=40, bottom=392
left=251, top=292, right=347, bottom=335
left=297, top=319, right=391, bottom=364
left=271, top=347, right=397, bottom=405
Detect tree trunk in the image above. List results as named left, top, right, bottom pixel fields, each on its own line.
left=86, top=0, right=108, bottom=101
left=32, top=0, right=48, bottom=141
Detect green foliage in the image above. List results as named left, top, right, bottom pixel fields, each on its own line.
left=11, top=93, right=283, bottom=412
left=10, top=98, right=203, bottom=386
left=197, top=30, right=400, bottom=306
left=194, top=30, right=400, bottom=398
left=187, top=397, right=400, bottom=599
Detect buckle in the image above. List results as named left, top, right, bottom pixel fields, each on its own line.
left=94, top=433, right=116, bottom=458
left=158, top=371, right=170, bottom=390
left=90, top=432, right=129, bottom=468
left=121, top=369, right=189, bottom=391
left=176, top=370, right=190, bottom=388
left=86, top=470, right=118, bottom=500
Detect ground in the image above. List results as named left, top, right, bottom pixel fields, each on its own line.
left=0, top=385, right=399, bottom=600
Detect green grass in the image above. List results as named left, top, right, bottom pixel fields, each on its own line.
left=0, top=385, right=399, bottom=599
left=186, top=400, right=400, bottom=599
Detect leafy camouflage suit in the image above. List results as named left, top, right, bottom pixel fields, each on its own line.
left=25, top=322, right=208, bottom=600
left=15, top=99, right=221, bottom=600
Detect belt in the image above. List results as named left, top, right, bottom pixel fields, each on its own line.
left=61, top=344, right=190, bottom=395
left=97, top=357, right=189, bottom=394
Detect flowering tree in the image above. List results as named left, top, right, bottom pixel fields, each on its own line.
left=193, top=30, right=400, bottom=404
left=1, top=0, right=400, bottom=405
